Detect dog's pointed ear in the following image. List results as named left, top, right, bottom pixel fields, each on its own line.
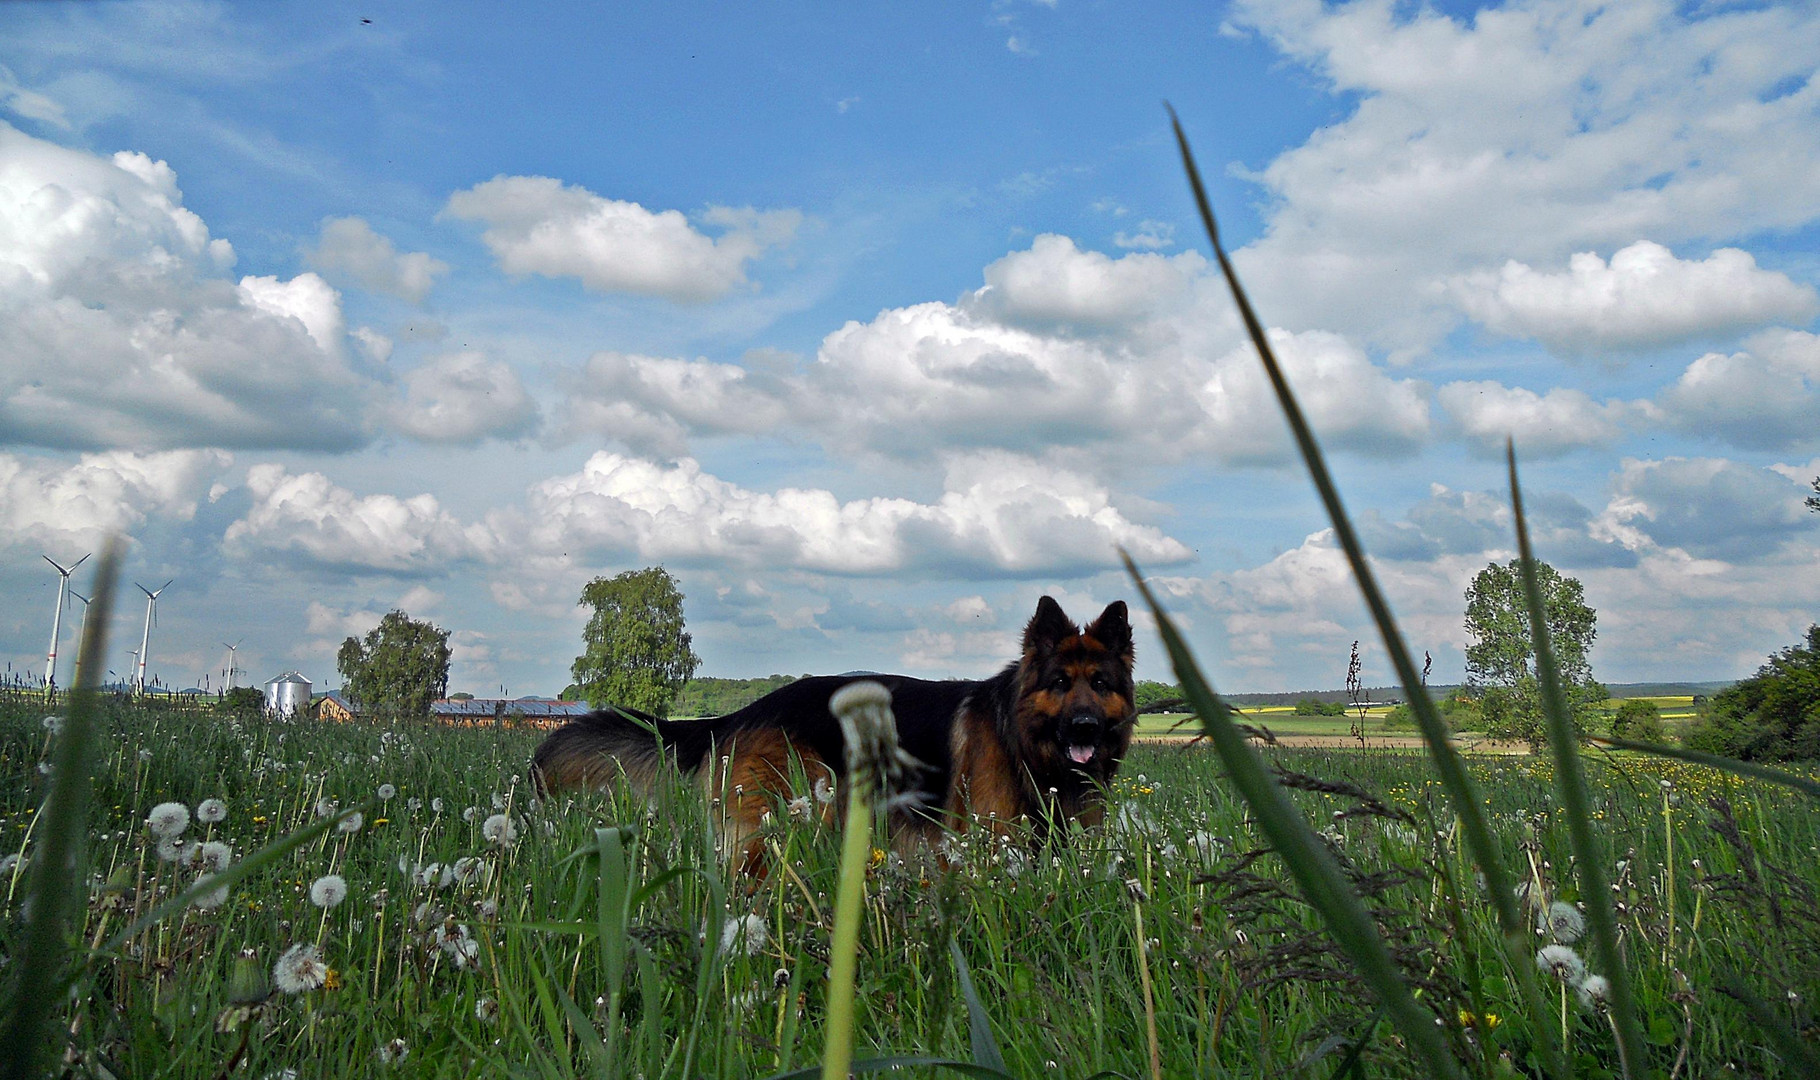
left=1086, top=601, right=1133, bottom=663
left=1023, top=596, right=1078, bottom=653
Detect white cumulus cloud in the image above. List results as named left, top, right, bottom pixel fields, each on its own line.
left=1596, top=456, right=1812, bottom=562
left=1437, top=380, right=1638, bottom=458
left=489, top=450, right=1191, bottom=578
left=304, top=216, right=448, bottom=304
left=388, top=352, right=538, bottom=446
left=0, top=449, right=230, bottom=550
left=1656, top=329, right=1820, bottom=452
left=1225, top=0, right=1820, bottom=351
left=225, top=464, right=489, bottom=574
left=0, top=122, right=376, bottom=450
left=555, top=235, right=1429, bottom=468
left=1450, top=241, right=1819, bottom=354
left=442, top=175, right=800, bottom=302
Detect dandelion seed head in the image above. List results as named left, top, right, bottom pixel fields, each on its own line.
left=337, top=811, right=364, bottom=834
left=377, top=784, right=396, bottom=801
left=314, top=798, right=338, bottom=818
left=1576, top=974, right=1611, bottom=1010
left=310, top=874, right=348, bottom=909
left=430, top=797, right=444, bottom=814
left=377, top=1038, right=409, bottom=1065
left=272, top=943, right=328, bottom=994
left=720, top=913, right=769, bottom=958
left=156, top=836, right=194, bottom=863
left=198, top=841, right=232, bottom=872
left=41, top=715, right=63, bottom=735
left=813, top=776, right=835, bottom=804
left=481, top=814, right=517, bottom=847
left=1541, top=900, right=1586, bottom=944
left=146, top=801, right=190, bottom=838
left=191, top=873, right=229, bottom=911
left=1535, top=944, right=1586, bottom=985
left=196, top=798, right=227, bottom=824
left=462, top=806, right=479, bottom=823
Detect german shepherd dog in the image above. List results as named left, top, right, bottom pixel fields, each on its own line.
left=531, top=596, right=1136, bottom=873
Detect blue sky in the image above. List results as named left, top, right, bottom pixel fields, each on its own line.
left=2, top=0, right=1817, bottom=697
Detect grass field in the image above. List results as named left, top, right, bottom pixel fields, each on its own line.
left=4, top=693, right=1818, bottom=1078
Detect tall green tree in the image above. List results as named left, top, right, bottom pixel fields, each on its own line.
left=1685, top=625, right=1820, bottom=761
left=337, top=610, right=452, bottom=720
left=1463, top=559, right=1606, bottom=745
left=572, top=567, right=701, bottom=715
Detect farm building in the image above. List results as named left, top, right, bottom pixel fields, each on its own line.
left=313, top=692, right=591, bottom=729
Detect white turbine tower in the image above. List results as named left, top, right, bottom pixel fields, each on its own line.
left=42, top=553, right=90, bottom=691
left=133, top=580, right=172, bottom=695
left=221, top=641, right=242, bottom=690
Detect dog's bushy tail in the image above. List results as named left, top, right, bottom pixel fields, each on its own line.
left=530, top=705, right=718, bottom=796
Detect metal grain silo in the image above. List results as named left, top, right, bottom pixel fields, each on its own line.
left=264, top=672, right=312, bottom=717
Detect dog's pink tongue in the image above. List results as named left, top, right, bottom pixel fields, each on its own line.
left=1069, top=745, right=1096, bottom=765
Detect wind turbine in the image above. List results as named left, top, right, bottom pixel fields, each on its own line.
left=133, top=580, right=172, bottom=695
left=221, top=641, right=242, bottom=690
left=42, top=553, right=90, bottom=691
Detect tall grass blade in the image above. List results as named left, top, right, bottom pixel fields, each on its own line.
left=1124, top=553, right=1464, bottom=1080
left=0, top=539, right=119, bottom=1080
left=948, top=938, right=1008, bottom=1073
left=1717, top=972, right=1820, bottom=1075
left=1509, top=444, right=1647, bottom=1077
left=593, top=824, right=635, bottom=1074
left=1167, top=106, right=1569, bottom=1080
left=1587, top=737, right=1820, bottom=799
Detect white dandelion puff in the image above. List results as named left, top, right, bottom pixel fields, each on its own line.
left=787, top=795, right=814, bottom=822
left=191, top=874, right=229, bottom=911
left=1535, top=944, right=1586, bottom=985
left=41, top=715, right=64, bottom=735
left=430, top=797, right=444, bottom=814
left=437, top=923, right=480, bottom=968
left=377, top=784, right=396, bottom=801
left=1540, top=901, right=1586, bottom=944
left=462, top=806, right=479, bottom=823
left=377, top=1038, right=409, bottom=1065
left=146, top=802, right=190, bottom=839
left=198, top=841, right=233, bottom=872
left=309, top=874, right=348, bottom=909
left=405, top=797, right=422, bottom=813
left=1576, top=973, right=1612, bottom=1010
left=481, top=814, right=517, bottom=847
left=475, top=997, right=499, bottom=1024
left=813, top=776, right=835, bottom=805
left=156, top=836, right=194, bottom=864
left=272, top=943, right=328, bottom=993
left=337, top=811, right=364, bottom=834
left=720, top=913, right=769, bottom=958
left=197, top=799, right=227, bottom=825
left=314, top=798, right=339, bottom=818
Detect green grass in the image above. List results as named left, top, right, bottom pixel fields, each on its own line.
left=3, top=694, right=1818, bottom=1077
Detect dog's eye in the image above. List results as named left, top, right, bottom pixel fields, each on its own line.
left=1089, top=673, right=1108, bottom=692
left=1050, top=674, right=1071, bottom=693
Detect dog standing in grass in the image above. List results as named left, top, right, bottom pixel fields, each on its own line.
left=531, top=596, right=1137, bottom=873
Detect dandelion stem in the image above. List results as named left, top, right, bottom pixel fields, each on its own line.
left=822, top=784, right=871, bottom=1080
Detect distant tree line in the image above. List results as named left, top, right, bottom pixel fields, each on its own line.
left=669, top=675, right=803, bottom=718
